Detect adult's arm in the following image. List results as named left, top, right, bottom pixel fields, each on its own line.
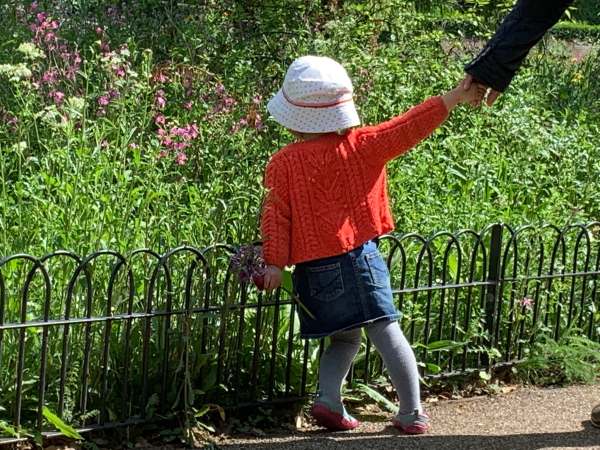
left=465, top=0, right=573, bottom=93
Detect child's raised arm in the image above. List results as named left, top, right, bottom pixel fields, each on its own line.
left=353, top=82, right=486, bottom=165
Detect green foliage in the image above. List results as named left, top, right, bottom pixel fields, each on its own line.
left=572, top=0, right=600, bottom=24
left=516, top=329, right=600, bottom=385
left=42, top=407, right=83, bottom=440
left=355, top=383, right=397, bottom=413
left=551, top=21, right=600, bottom=41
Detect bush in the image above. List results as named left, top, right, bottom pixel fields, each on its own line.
left=551, top=21, right=600, bottom=41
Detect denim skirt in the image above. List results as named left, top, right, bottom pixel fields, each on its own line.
left=293, top=239, right=400, bottom=339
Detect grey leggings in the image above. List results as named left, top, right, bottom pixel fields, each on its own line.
left=316, top=319, right=421, bottom=416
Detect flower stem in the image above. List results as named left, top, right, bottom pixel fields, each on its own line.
left=281, top=287, right=316, bottom=320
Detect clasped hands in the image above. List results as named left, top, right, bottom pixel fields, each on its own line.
left=461, top=73, right=501, bottom=107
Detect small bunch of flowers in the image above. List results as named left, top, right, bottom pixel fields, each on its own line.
left=229, top=245, right=316, bottom=319
left=229, top=245, right=267, bottom=290
left=156, top=121, right=199, bottom=165
left=24, top=3, right=82, bottom=103
left=30, top=11, right=59, bottom=50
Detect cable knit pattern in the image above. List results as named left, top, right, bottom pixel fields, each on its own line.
left=261, top=96, right=448, bottom=268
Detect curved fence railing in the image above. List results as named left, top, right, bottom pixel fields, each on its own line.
left=1, top=223, right=599, bottom=442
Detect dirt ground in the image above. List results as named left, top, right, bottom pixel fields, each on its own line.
left=216, top=384, right=600, bottom=450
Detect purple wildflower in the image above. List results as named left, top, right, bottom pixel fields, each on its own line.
left=49, top=90, right=65, bottom=105
left=41, top=69, right=58, bottom=85
left=97, top=95, right=110, bottom=107
left=521, top=297, right=534, bottom=310
left=155, top=90, right=166, bottom=109
left=175, top=152, right=188, bottom=165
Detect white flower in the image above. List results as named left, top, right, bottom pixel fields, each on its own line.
left=0, top=63, right=33, bottom=82
left=17, top=42, right=45, bottom=60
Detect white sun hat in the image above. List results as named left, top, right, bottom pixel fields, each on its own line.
left=267, top=55, right=360, bottom=133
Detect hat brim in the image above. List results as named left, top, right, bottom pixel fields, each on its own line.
left=267, top=89, right=360, bottom=133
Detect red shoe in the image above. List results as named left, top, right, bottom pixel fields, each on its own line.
left=311, top=403, right=360, bottom=431
left=391, top=409, right=430, bottom=434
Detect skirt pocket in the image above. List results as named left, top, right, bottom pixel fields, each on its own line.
left=306, top=262, right=345, bottom=302
left=365, top=251, right=391, bottom=288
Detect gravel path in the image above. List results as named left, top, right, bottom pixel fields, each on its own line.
left=218, top=384, right=600, bottom=450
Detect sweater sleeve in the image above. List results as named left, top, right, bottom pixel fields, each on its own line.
left=354, top=96, right=448, bottom=165
left=465, top=0, right=573, bottom=92
left=260, top=156, right=292, bottom=269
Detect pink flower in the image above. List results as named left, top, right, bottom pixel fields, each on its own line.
left=253, top=113, right=264, bottom=131
left=42, top=69, right=58, bottom=85
left=128, top=143, right=138, bottom=149
left=215, top=83, right=225, bottom=95
left=49, top=90, right=65, bottom=105
left=49, top=20, right=59, bottom=30
left=188, top=123, right=199, bottom=139
left=183, top=101, right=193, bottom=110
left=95, top=26, right=104, bottom=35
left=521, top=297, right=534, bottom=310
left=155, top=90, right=166, bottom=109
left=154, top=114, right=166, bottom=126
left=36, top=12, right=46, bottom=24
left=114, top=66, right=126, bottom=77
left=6, top=116, right=19, bottom=129
left=252, top=95, right=262, bottom=105
left=108, top=89, right=120, bottom=99
left=231, top=117, right=248, bottom=133
left=152, top=72, right=169, bottom=84
left=175, top=152, right=188, bottom=165
left=97, top=95, right=110, bottom=106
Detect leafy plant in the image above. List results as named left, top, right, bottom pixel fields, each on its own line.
left=516, top=329, right=600, bottom=385
left=42, top=407, right=83, bottom=441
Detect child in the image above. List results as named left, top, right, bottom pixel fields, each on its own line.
left=260, top=55, right=485, bottom=434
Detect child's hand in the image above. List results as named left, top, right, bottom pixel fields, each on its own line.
left=462, top=81, right=487, bottom=107
left=263, top=265, right=283, bottom=291
left=442, top=82, right=487, bottom=111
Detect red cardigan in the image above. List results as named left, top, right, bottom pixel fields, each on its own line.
left=261, top=96, right=449, bottom=268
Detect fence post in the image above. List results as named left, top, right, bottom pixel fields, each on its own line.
left=483, top=224, right=503, bottom=368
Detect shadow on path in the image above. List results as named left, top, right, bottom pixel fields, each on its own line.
left=220, top=421, right=600, bottom=450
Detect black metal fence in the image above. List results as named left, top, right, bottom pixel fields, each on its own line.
left=1, top=223, right=599, bottom=442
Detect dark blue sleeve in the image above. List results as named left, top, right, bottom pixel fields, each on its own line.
left=465, top=0, right=573, bottom=92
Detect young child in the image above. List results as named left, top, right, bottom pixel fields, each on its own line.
left=260, top=55, right=485, bottom=434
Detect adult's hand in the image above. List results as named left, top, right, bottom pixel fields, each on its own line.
left=461, top=74, right=501, bottom=107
